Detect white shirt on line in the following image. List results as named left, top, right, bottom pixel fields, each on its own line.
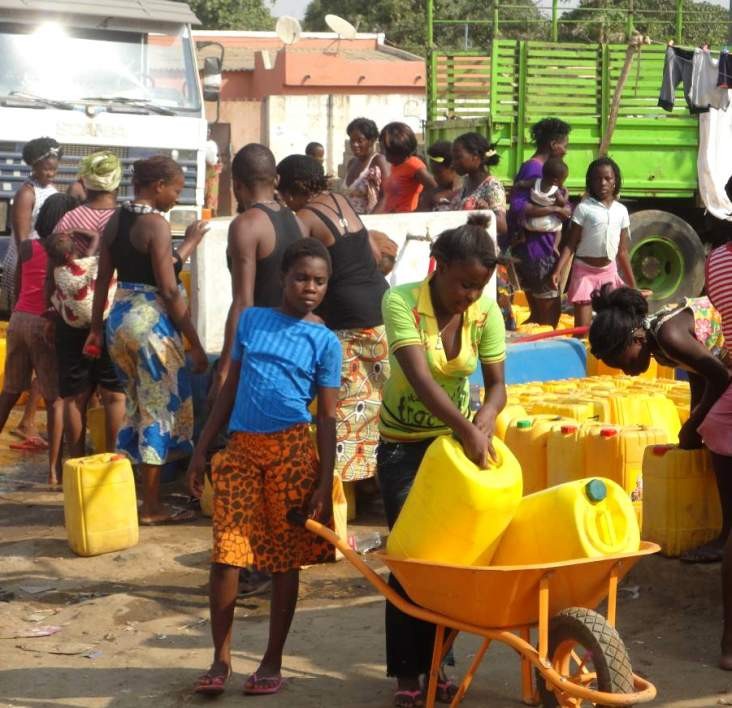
left=572, top=196, right=630, bottom=261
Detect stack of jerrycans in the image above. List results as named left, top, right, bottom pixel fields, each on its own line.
left=642, top=445, right=722, bottom=556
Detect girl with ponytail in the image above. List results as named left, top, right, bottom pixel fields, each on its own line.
left=590, top=284, right=732, bottom=564
left=451, top=132, right=507, bottom=238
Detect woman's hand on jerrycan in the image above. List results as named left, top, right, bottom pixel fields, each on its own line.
left=457, top=422, right=491, bottom=468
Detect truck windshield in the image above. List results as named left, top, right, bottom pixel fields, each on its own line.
left=0, top=21, right=200, bottom=112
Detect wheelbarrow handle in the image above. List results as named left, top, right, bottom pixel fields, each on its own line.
left=287, top=509, right=430, bottom=620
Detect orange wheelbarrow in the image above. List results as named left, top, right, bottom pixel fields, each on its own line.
left=292, top=513, right=658, bottom=707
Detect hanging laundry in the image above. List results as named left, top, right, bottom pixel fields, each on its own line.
left=691, top=48, right=730, bottom=111
left=658, top=46, right=707, bottom=114
left=697, top=107, right=732, bottom=221
left=718, top=49, right=732, bottom=89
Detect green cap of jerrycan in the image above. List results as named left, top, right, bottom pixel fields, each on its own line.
left=585, top=479, right=607, bottom=503
left=516, top=420, right=532, bottom=429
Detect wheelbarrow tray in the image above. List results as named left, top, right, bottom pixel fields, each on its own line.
left=377, top=541, right=658, bottom=629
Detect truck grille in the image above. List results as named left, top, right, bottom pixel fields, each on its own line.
left=0, top=143, right=198, bottom=206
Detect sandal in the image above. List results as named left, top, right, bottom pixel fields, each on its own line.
left=394, top=689, right=424, bottom=707
left=193, top=665, right=231, bottom=695
left=10, top=436, right=48, bottom=452
left=140, top=506, right=196, bottom=526
left=243, top=672, right=283, bottom=695
left=435, top=679, right=459, bottom=704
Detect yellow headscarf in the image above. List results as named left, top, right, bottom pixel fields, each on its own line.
left=79, top=151, right=122, bottom=192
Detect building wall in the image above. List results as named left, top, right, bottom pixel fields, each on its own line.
left=265, top=93, right=427, bottom=177
left=205, top=97, right=262, bottom=152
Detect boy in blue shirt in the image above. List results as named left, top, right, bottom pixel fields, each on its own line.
left=187, top=238, right=342, bottom=696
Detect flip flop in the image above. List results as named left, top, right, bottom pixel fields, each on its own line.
left=243, top=672, right=283, bottom=695
left=393, top=689, right=424, bottom=707
left=193, top=665, right=231, bottom=695
left=10, top=436, right=48, bottom=452
left=435, top=679, right=458, bottom=704
left=139, top=506, right=196, bottom=526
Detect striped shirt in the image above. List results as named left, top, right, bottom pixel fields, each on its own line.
left=229, top=307, right=342, bottom=433
left=54, top=205, right=115, bottom=235
left=706, top=243, right=732, bottom=344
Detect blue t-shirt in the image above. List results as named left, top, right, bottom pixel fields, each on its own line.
left=229, top=307, right=342, bottom=433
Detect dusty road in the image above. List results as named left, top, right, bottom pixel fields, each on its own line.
left=0, top=413, right=729, bottom=707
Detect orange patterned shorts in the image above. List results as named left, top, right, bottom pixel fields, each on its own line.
left=211, top=424, right=334, bottom=572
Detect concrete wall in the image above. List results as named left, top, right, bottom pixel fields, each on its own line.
left=192, top=210, right=496, bottom=354
left=264, top=93, right=426, bottom=177
left=205, top=98, right=262, bottom=152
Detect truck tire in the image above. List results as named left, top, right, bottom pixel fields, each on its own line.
left=537, top=607, right=635, bottom=707
left=629, top=210, right=705, bottom=310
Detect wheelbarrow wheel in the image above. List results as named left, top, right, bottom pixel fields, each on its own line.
left=536, top=607, right=634, bottom=707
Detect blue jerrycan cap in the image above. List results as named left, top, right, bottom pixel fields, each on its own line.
left=585, top=478, right=607, bottom=503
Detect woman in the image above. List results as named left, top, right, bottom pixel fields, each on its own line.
left=375, top=122, right=437, bottom=214
left=417, top=141, right=462, bottom=212
left=378, top=214, right=507, bottom=707
left=344, top=117, right=389, bottom=215
left=589, top=285, right=731, bottom=564
left=508, top=117, right=571, bottom=327
left=451, top=132, right=507, bottom=238
left=277, top=154, right=390, bottom=486
left=3, top=137, right=62, bottom=446
left=86, top=155, right=208, bottom=526
left=47, top=151, right=127, bottom=460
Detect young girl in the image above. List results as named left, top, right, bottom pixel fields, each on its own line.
left=588, top=285, right=731, bottom=563
left=450, top=132, right=507, bottom=238
left=417, top=141, right=462, bottom=212
left=375, top=122, right=436, bottom=214
left=187, top=238, right=342, bottom=696
left=552, top=157, right=636, bottom=328
left=379, top=214, right=507, bottom=706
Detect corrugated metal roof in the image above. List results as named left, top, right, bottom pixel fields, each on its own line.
left=0, top=0, right=200, bottom=25
left=196, top=44, right=422, bottom=73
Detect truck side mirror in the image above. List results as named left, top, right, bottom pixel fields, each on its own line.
left=203, top=56, right=222, bottom=102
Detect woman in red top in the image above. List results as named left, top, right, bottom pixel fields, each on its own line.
left=375, top=122, right=437, bottom=214
left=0, top=194, right=73, bottom=484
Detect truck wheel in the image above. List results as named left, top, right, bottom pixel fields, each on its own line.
left=536, top=607, right=635, bottom=707
left=629, top=210, right=705, bottom=309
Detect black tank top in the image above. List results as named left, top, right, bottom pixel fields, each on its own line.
left=226, top=204, right=302, bottom=307
left=110, top=209, right=157, bottom=286
left=303, top=195, right=387, bottom=330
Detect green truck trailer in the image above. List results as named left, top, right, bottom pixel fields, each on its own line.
left=425, top=0, right=726, bottom=305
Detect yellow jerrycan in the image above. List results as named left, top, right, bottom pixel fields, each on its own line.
left=546, top=422, right=605, bottom=487
left=532, top=397, right=596, bottom=423
left=386, top=435, right=523, bottom=566
left=642, top=445, right=722, bottom=556
left=86, top=406, right=107, bottom=454
left=494, top=403, right=528, bottom=441
left=504, top=415, right=577, bottom=495
left=584, top=424, right=667, bottom=497
left=492, top=477, right=641, bottom=565
left=63, top=453, right=139, bottom=557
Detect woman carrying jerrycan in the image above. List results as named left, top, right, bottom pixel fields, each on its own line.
left=378, top=214, right=508, bottom=707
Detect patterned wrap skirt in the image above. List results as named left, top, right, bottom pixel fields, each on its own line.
left=106, top=282, right=194, bottom=465
left=211, top=424, right=333, bottom=572
left=334, top=325, right=390, bottom=482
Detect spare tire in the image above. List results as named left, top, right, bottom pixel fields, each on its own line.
left=629, top=210, right=705, bottom=310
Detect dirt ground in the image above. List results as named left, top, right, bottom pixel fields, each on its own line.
left=0, top=410, right=730, bottom=708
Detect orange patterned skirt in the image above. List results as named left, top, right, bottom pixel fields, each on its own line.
left=211, top=424, right=334, bottom=572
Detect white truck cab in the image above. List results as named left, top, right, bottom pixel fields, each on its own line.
left=0, top=0, right=214, bottom=236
